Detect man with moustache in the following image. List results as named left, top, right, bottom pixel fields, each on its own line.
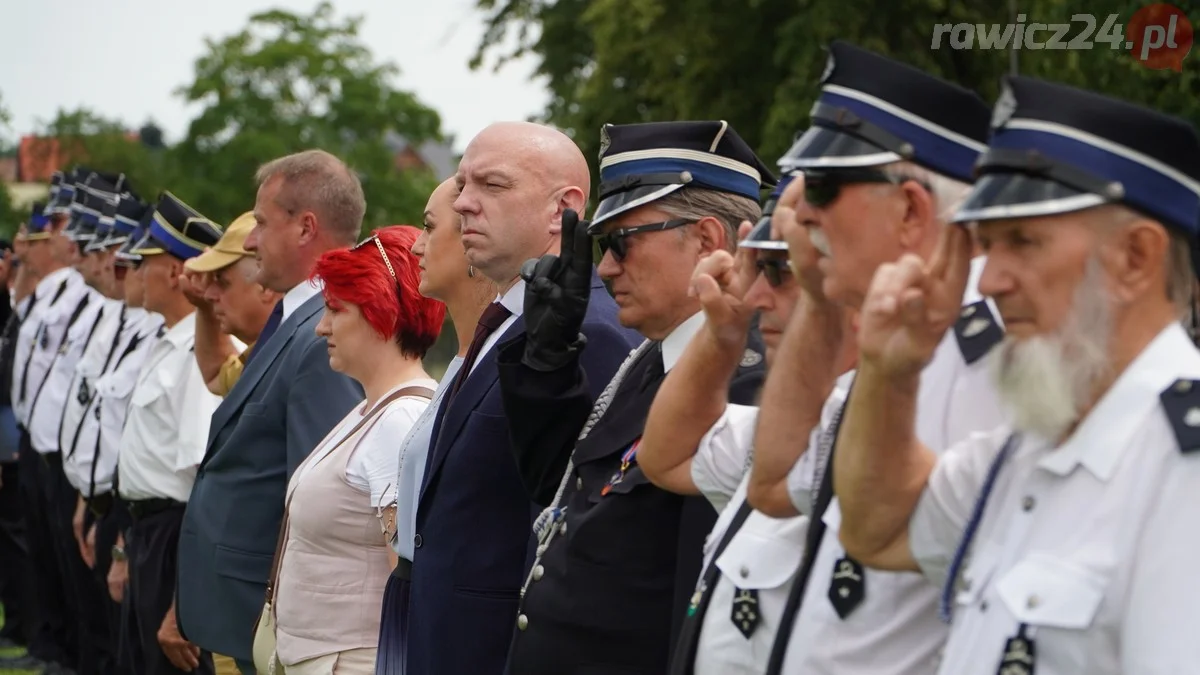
left=183, top=211, right=281, bottom=397
left=745, top=42, right=1006, bottom=675
left=497, top=121, right=768, bottom=674
left=835, top=78, right=1200, bottom=675
left=406, top=122, right=636, bottom=675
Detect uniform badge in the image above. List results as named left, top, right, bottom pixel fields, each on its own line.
left=1159, top=378, right=1200, bottom=453
left=991, top=81, right=1017, bottom=130
left=601, top=439, right=640, bottom=496
left=739, top=349, right=762, bottom=368
left=996, top=624, right=1036, bottom=675
left=730, top=588, right=760, bottom=639
left=598, top=124, right=613, bottom=161
left=77, top=379, right=91, bottom=405
left=687, top=578, right=707, bottom=617
left=820, top=51, right=836, bottom=84
left=828, top=556, right=865, bottom=619
left=954, top=301, right=1004, bottom=365
left=38, top=326, right=49, bottom=351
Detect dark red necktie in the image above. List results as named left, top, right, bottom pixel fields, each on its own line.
left=449, top=301, right=512, bottom=399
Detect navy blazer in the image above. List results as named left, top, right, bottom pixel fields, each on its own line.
left=405, top=273, right=639, bottom=675
left=176, top=293, right=363, bottom=662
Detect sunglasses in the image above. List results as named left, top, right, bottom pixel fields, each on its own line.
left=596, top=218, right=693, bottom=262
left=802, top=168, right=906, bottom=208
left=755, top=257, right=792, bottom=288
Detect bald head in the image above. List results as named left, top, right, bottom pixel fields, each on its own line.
left=453, top=122, right=591, bottom=288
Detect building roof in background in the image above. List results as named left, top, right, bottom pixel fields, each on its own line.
left=384, top=131, right=457, bottom=179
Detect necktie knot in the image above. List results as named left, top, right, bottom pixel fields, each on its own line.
left=478, top=302, right=512, bottom=333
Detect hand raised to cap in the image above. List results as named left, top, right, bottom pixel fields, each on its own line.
left=179, top=269, right=213, bottom=311
left=857, top=223, right=974, bottom=379
left=518, top=208, right=595, bottom=371
left=690, top=221, right=757, bottom=350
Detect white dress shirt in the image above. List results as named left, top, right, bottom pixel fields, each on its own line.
left=65, top=308, right=161, bottom=497
left=687, top=373, right=848, bottom=675
left=117, top=312, right=222, bottom=503
left=12, top=266, right=79, bottom=430
left=281, top=279, right=323, bottom=323
left=911, top=322, right=1200, bottom=675
left=391, top=356, right=463, bottom=560
left=61, top=299, right=126, bottom=491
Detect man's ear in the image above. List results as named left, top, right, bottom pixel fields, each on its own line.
left=297, top=210, right=320, bottom=245
left=692, top=216, right=729, bottom=255
left=550, top=186, right=589, bottom=235
left=1108, top=218, right=1171, bottom=304
left=895, top=180, right=937, bottom=252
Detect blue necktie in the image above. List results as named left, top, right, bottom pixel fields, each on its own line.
left=246, top=300, right=284, bottom=363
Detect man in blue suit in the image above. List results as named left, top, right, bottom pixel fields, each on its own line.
left=406, top=122, right=639, bottom=675
left=176, top=150, right=365, bottom=674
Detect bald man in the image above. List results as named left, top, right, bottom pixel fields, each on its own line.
left=406, top=123, right=639, bottom=675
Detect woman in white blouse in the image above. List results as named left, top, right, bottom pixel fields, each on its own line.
left=271, top=225, right=446, bottom=675
left=374, top=178, right=497, bottom=674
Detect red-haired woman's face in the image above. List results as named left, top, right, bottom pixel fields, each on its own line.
left=413, top=179, right=468, bottom=301
left=314, top=296, right=381, bottom=377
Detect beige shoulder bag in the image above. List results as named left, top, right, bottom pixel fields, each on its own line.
left=251, top=385, right=435, bottom=674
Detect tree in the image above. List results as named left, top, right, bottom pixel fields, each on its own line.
left=32, top=108, right=170, bottom=203
left=172, top=1, right=445, bottom=229
left=474, top=0, right=1200, bottom=184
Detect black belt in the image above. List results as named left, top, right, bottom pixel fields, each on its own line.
left=126, top=498, right=185, bottom=521
left=40, top=451, right=62, bottom=467
left=392, top=558, right=413, bottom=581
left=88, top=491, right=114, bottom=518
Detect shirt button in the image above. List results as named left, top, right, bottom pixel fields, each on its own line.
left=1026, top=595, right=1040, bottom=609
left=517, top=614, right=529, bottom=631
left=576, top=477, right=583, bottom=491
left=532, top=565, right=544, bottom=581
left=979, top=600, right=988, bottom=612
left=413, top=534, right=423, bottom=549
left=560, top=522, right=568, bottom=536
left=739, top=566, right=749, bottom=579
left=1022, top=496, right=1036, bottom=511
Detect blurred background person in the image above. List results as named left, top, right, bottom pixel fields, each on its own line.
left=183, top=211, right=282, bottom=397
left=268, top=225, right=443, bottom=675
left=374, top=178, right=495, bottom=674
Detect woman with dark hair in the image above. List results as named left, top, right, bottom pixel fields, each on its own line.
left=266, top=225, right=445, bottom=675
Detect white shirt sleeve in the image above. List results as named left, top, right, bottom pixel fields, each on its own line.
left=347, top=397, right=430, bottom=506
left=690, top=404, right=758, bottom=514
left=907, top=426, right=1012, bottom=587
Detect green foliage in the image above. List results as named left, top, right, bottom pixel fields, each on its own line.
left=473, top=0, right=1200, bottom=186
left=36, top=108, right=171, bottom=205
left=171, top=1, right=443, bottom=230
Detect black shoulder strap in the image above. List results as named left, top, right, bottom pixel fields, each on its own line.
left=27, top=293, right=93, bottom=419
left=668, top=499, right=755, bottom=675
left=763, top=380, right=854, bottom=675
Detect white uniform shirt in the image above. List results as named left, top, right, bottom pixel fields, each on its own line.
left=64, top=308, right=161, bottom=496
left=117, top=312, right=221, bottom=503
left=293, top=377, right=438, bottom=506
left=687, top=373, right=849, bottom=675
left=12, top=266, right=80, bottom=430
left=60, top=299, right=125, bottom=491
left=776, top=257, right=1006, bottom=675
left=911, top=322, right=1200, bottom=675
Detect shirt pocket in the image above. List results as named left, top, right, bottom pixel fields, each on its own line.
left=128, top=361, right=177, bottom=409
left=715, top=520, right=805, bottom=592
left=996, top=553, right=1105, bottom=629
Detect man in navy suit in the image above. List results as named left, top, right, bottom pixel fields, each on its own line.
left=176, top=150, right=365, bottom=674
left=406, top=122, right=639, bottom=675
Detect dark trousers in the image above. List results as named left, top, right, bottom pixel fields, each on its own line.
left=16, top=432, right=73, bottom=665
left=0, top=460, right=26, bottom=644
left=128, top=504, right=214, bottom=675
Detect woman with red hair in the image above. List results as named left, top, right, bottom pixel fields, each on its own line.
left=265, top=225, right=445, bottom=675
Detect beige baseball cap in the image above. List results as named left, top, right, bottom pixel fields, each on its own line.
left=185, top=211, right=256, bottom=273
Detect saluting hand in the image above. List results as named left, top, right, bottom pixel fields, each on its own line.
left=857, top=224, right=974, bottom=378
left=12, top=224, right=28, bottom=261
left=519, top=208, right=594, bottom=371
left=770, top=174, right=828, bottom=303
left=690, top=221, right=756, bottom=350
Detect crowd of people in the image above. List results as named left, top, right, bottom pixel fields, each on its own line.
left=0, top=38, right=1197, bottom=675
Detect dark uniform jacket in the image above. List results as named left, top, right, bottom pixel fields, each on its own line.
left=497, top=326, right=765, bottom=675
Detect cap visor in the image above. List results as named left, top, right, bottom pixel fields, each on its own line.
left=780, top=126, right=902, bottom=170
left=953, top=173, right=1108, bottom=224
left=184, top=249, right=244, bottom=273
left=590, top=184, right=685, bottom=230
left=739, top=215, right=787, bottom=251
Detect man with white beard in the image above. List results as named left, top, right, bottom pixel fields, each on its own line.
left=743, top=42, right=1006, bottom=675
left=833, top=76, right=1200, bottom=675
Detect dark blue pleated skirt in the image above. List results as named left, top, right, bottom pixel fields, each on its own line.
left=375, top=560, right=413, bottom=675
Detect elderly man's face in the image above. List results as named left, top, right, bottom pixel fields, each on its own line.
left=595, top=205, right=714, bottom=339
left=974, top=213, right=1117, bottom=441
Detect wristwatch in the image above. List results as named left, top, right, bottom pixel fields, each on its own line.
left=111, top=545, right=126, bottom=562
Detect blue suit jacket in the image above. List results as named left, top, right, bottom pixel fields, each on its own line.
left=405, top=273, right=639, bottom=675
left=176, top=293, right=363, bottom=662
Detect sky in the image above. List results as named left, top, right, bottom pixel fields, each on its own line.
left=0, top=0, right=550, bottom=154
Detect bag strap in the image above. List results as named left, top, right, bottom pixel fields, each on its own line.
left=263, top=384, right=433, bottom=603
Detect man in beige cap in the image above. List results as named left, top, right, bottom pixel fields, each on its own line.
left=183, top=211, right=281, bottom=396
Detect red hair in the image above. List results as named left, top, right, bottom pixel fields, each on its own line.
left=312, top=225, right=446, bottom=359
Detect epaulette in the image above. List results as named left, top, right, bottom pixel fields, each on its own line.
left=1159, top=378, right=1200, bottom=453
left=954, top=300, right=1004, bottom=365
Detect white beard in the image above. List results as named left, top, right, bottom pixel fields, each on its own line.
left=990, top=258, right=1114, bottom=442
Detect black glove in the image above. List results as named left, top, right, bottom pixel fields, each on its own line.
left=519, top=208, right=593, bottom=371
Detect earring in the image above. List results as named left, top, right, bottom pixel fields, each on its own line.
left=468, top=265, right=475, bottom=278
